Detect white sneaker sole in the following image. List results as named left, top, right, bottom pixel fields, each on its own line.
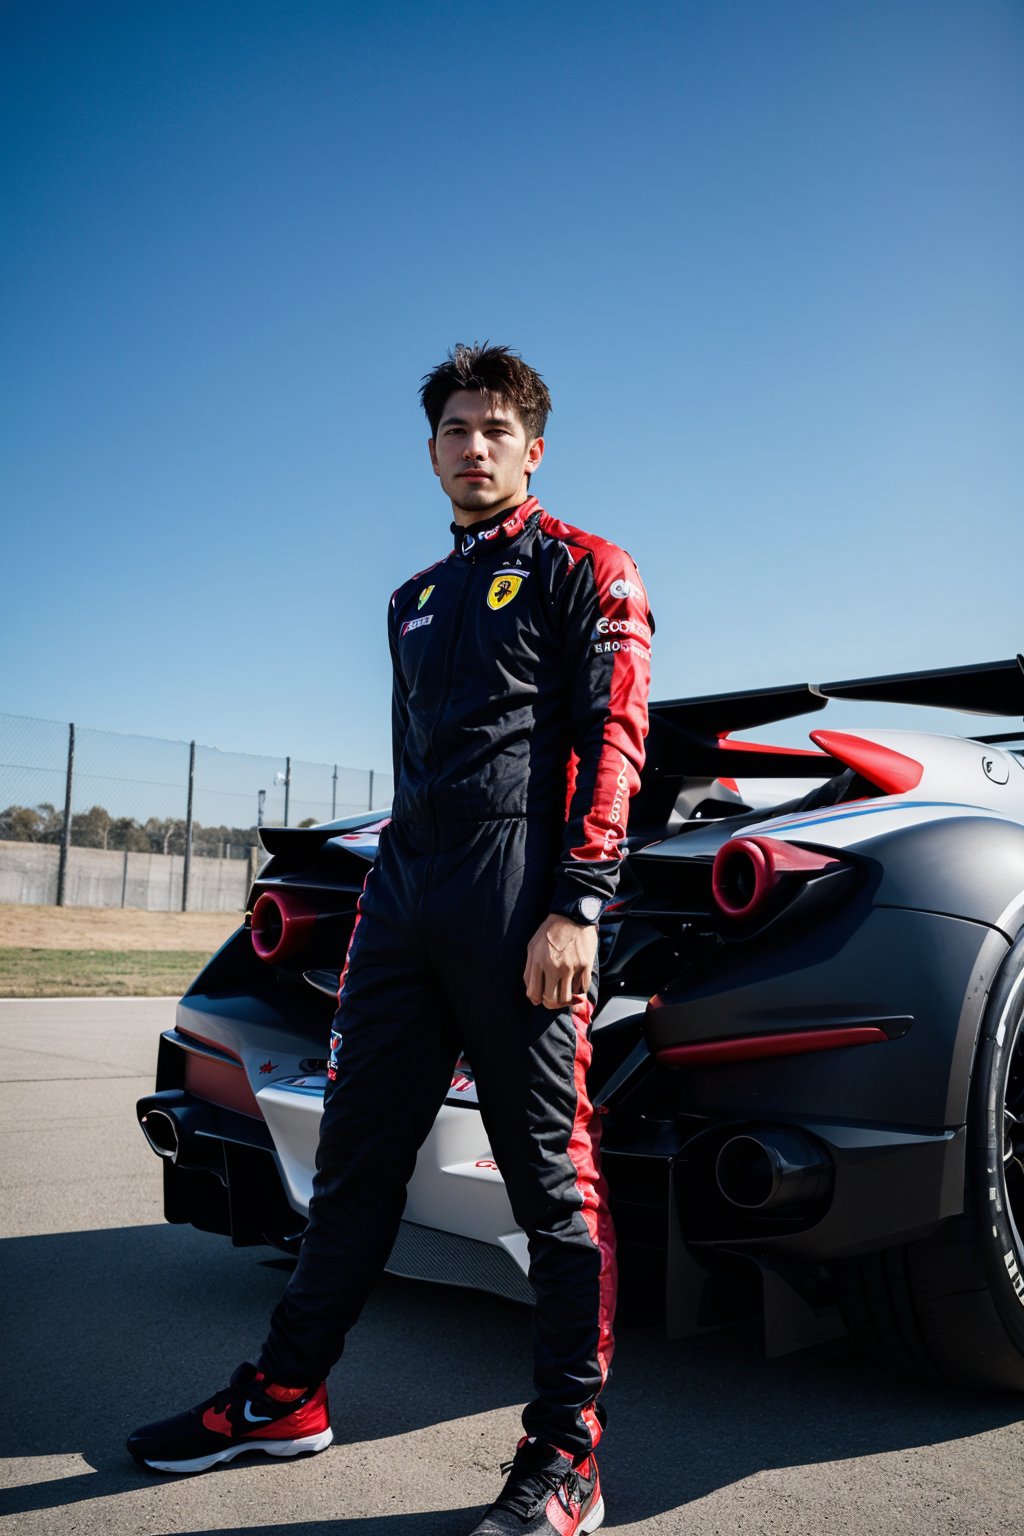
left=582, top=1493, right=606, bottom=1532
left=143, top=1426, right=334, bottom=1474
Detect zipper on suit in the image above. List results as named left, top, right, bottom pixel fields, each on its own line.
left=424, top=555, right=474, bottom=838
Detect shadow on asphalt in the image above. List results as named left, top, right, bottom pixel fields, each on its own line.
left=172, top=1523, right=463, bottom=1534
left=2, top=1221, right=1023, bottom=1528
left=174, top=1523, right=468, bottom=1534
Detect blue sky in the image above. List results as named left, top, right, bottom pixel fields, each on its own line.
left=3, top=0, right=1021, bottom=778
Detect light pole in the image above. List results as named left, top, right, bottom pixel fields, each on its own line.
left=257, top=789, right=266, bottom=828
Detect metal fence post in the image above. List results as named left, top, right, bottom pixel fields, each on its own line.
left=368, top=768, right=375, bottom=811
left=332, top=764, right=338, bottom=819
left=283, top=756, right=291, bottom=826
left=182, top=739, right=195, bottom=912
left=56, top=722, right=75, bottom=907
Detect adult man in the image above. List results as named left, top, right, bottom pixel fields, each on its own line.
left=129, top=344, right=653, bottom=1535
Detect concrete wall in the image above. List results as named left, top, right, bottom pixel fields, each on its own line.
left=0, top=841, right=254, bottom=912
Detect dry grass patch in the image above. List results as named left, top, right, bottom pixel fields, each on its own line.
left=0, top=904, right=244, bottom=997
left=0, top=904, right=240, bottom=951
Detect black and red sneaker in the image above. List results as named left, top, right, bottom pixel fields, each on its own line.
left=127, top=1361, right=332, bottom=1474
left=469, top=1437, right=605, bottom=1534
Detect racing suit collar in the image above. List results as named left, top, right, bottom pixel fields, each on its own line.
left=451, top=497, right=541, bottom=559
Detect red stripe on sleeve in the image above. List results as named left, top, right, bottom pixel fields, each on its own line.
left=541, top=514, right=652, bottom=868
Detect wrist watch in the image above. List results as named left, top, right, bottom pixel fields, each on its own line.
left=569, top=894, right=604, bottom=926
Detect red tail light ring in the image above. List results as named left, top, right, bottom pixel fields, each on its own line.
left=712, top=836, right=841, bottom=920
left=251, top=890, right=317, bottom=962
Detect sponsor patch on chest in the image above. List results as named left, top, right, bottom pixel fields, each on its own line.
left=401, top=614, right=433, bottom=636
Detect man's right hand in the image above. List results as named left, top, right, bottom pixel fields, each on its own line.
left=523, top=914, right=598, bottom=1010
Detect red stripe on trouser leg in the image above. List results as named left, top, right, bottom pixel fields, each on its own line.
left=328, top=881, right=369, bottom=1082
left=581, top=1403, right=604, bottom=1451
left=336, top=909, right=364, bottom=1006
left=568, top=996, right=617, bottom=1429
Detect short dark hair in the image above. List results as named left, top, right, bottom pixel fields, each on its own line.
left=420, top=342, right=552, bottom=440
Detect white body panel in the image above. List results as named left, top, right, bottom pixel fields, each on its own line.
left=748, top=731, right=1024, bottom=849
left=255, top=994, right=649, bottom=1276
left=258, top=1079, right=525, bottom=1257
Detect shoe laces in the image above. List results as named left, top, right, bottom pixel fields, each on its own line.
left=493, top=1442, right=577, bottom=1520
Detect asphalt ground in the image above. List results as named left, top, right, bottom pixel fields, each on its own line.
left=2, top=998, right=1024, bottom=1535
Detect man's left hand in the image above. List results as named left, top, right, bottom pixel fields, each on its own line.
left=524, top=914, right=598, bottom=1010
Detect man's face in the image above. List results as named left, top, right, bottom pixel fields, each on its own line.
left=428, top=389, right=544, bottom=523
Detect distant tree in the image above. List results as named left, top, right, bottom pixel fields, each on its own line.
left=191, top=822, right=260, bottom=857
left=109, top=817, right=151, bottom=852
left=71, top=804, right=113, bottom=848
left=144, top=817, right=187, bottom=856
left=0, top=805, right=45, bottom=841
left=37, top=804, right=66, bottom=841
left=0, top=802, right=63, bottom=842
left=298, top=817, right=317, bottom=828
left=0, top=802, right=261, bottom=857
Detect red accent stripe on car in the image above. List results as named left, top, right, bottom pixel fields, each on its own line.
left=809, top=730, right=923, bottom=793
left=341, top=817, right=391, bottom=839
left=718, top=735, right=831, bottom=759
left=184, top=1051, right=262, bottom=1118
left=176, top=1027, right=243, bottom=1063
left=656, top=1025, right=890, bottom=1067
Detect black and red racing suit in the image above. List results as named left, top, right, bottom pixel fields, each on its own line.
left=260, top=496, right=653, bottom=1458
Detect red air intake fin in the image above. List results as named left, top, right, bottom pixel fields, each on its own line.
left=718, top=735, right=832, bottom=761
left=809, top=730, right=923, bottom=794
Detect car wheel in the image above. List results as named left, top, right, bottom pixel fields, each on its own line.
left=836, top=932, right=1024, bottom=1390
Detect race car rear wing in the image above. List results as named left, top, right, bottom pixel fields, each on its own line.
left=257, top=657, right=1024, bottom=846
left=820, top=655, right=1024, bottom=717
left=645, top=655, right=1024, bottom=786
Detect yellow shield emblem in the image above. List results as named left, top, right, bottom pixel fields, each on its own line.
left=487, top=573, right=523, bottom=611
left=417, top=584, right=435, bottom=610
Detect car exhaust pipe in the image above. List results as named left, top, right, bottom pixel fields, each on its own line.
left=715, top=1129, right=832, bottom=1214
left=137, top=1090, right=216, bottom=1170
left=140, top=1106, right=179, bottom=1159
left=250, top=890, right=318, bottom=963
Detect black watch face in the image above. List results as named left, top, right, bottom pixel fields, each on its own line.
left=577, top=896, right=603, bottom=924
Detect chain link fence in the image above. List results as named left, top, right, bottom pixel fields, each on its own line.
left=0, top=713, right=392, bottom=912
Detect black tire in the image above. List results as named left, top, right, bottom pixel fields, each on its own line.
left=836, top=931, right=1024, bottom=1390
